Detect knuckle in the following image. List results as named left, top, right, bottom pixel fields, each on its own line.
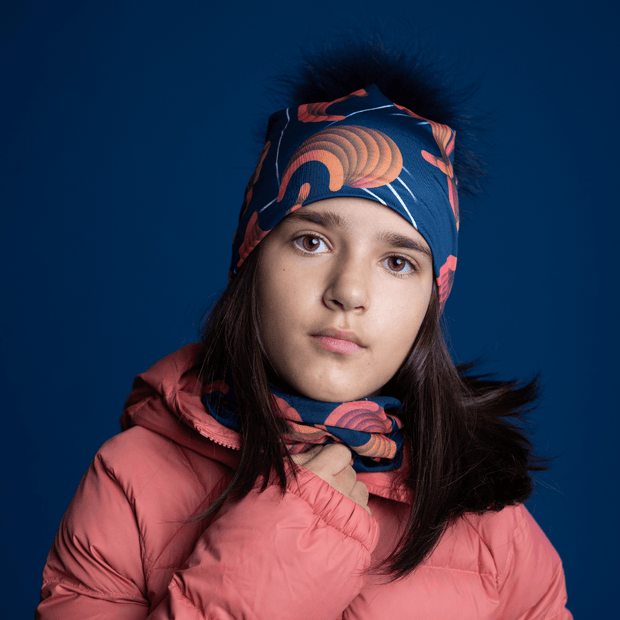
left=292, top=445, right=321, bottom=465
left=351, top=481, right=369, bottom=505
left=357, top=481, right=369, bottom=499
left=326, top=443, right=352, bottom=461
left=339, top=465, right=356, bottom=489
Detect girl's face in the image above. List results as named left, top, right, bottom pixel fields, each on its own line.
left=257, top=197, right=434, bottom=402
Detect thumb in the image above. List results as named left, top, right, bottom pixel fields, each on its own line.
left=301, top=443, right=353, bottom=476
left=290, top=444, right=324, bottom=467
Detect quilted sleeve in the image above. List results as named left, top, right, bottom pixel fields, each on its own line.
left=494, top=505, right=572, bottom=620
left=36, top=451, right=150, bottom=620
left=147, top=466, right=380, bottom=620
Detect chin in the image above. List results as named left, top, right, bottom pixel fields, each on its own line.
left=295, top=378, right=381, bottom=403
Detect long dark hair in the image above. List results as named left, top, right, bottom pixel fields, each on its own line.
left=196, top=35, right=546, bottom=579
left=197, top=243, right=545, bottom=578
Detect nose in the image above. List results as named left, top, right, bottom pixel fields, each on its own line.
left=322, top=256, right=369, bottom=313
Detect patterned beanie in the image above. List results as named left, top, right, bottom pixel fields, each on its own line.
left=229, top=84, right=459, bottom=308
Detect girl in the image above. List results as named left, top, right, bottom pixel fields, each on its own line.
left=36, top=40, right=571, bottom=619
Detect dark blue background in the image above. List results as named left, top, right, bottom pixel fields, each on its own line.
left=2, top=1, right=617, bottom=616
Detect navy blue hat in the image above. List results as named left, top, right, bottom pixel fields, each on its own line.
left=230, top=84, right=459, bottom=308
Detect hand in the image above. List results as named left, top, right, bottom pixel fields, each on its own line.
left=291, top=444, right=371, bottom=514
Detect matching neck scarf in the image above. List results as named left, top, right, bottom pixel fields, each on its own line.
left=202, top=379, right=404, bottom=473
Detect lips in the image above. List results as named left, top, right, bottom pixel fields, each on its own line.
left=311, top=328, right=366, bottom=355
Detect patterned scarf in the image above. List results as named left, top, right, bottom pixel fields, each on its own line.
left=202, top=379, right=404, bottom=473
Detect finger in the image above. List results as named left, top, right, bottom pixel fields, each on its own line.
left=290, top=445, right=323, bottom=467
left=304, top=443, right=352, bottom=476
left=331, top=463, right=358, bottom=495
left=349, top=480, right=370, bottom=513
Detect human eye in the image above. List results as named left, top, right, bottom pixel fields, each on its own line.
left=383, top=255, right=418, bottom=276
left=293, top=234, right=330, bottom=254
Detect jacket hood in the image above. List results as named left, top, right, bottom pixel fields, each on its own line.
left=121, top=343, right=410, bottom=502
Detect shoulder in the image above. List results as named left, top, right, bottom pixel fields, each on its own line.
left=453, top=505, right=570, bottom=618
left=461, top=504, right=563, bottom=588
left=462, top=505, right=533, bottom=573
left=93, top=426, right=233, bottom=517
left=41, top=427, right=235, bottom=606
left=426, top=504, right=565, bottom=592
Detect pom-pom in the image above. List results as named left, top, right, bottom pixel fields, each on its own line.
left=266, top=32, right=488, bottom=200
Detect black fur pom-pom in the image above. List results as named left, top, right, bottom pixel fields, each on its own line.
left=267, top=34, right=488, bottom=200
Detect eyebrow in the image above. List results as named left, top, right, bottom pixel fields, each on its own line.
left=374, top=231, right=432, bottom=258
left=285, top=209, right=432, bottom=259
left=284, top=210, right=349, bottom=230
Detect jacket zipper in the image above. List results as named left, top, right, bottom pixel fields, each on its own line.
left=194, top=424, right=241, bottom=451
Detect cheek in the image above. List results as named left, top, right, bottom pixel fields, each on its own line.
left=377, top=286, right=430, bottom=360
left=257, top=265, right=315, bottom=361
left=258, top=271, right=288, bottom=345
left=384, top=318, right=420, bottom=365
left=260, top=267, right=305, bottom=324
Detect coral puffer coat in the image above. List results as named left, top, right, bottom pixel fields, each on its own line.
left=37, top=344, right=571, bottom=619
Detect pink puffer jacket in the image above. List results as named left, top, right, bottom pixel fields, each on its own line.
left=37, top=344, right=572, bottom=619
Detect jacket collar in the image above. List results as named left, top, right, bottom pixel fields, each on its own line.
left=121, top=343, right=411, bottom=503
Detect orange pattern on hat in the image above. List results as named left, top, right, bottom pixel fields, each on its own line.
left=394, top=104, right=459, bottom=230
left=237, top=211, right=271, bottom=267
left=437, top=254, right=458, bottom=310
left=241, top=141, right=271, bottom=218
left=277, top=126, right=403, bottom=203
left=289, top=183, right=311, bottom=213
left=297, top=89, right=368, bottom=123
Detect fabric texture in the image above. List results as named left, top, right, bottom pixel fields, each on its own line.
left=36, top=344, right=572, bottom=620
left=230, top=85, right=459, bottom=309
left=203, top=378, right=404, bottom=472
